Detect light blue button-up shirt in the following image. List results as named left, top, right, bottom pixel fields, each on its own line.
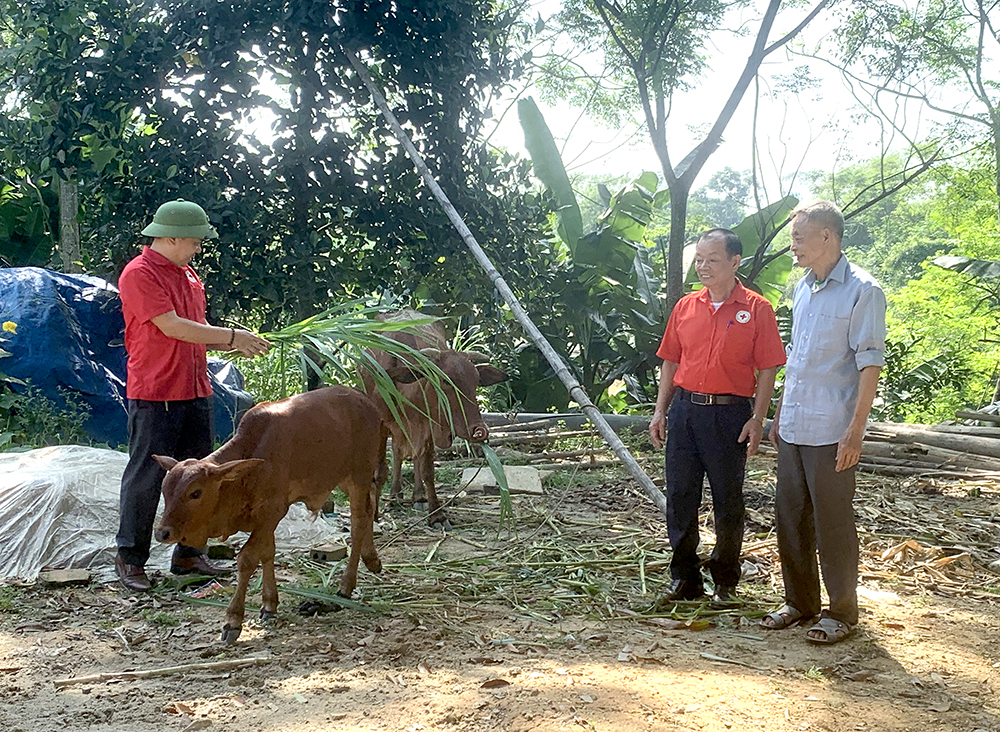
left=778, top=254, right=886, bottom=446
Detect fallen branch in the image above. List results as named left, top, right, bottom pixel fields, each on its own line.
left=53, top=656, right=271, bottom=688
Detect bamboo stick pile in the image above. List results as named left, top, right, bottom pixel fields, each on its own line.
left=481, top=416, right=1000, bottom=482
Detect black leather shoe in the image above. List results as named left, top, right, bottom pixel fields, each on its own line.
left=170, top=553, right=230, bottom=577
left=115, top=553, right=151, bottom=592
left=710, top=584, right=740, bottom=608
left=657, top=579, right=706, bottom=603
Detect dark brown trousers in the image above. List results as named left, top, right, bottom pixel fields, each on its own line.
left=775, top=436, right=859, bottom=626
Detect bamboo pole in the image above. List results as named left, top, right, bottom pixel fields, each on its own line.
left=343, top=48, right=667, bottom=514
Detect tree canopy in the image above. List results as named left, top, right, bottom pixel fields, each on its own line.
left=0, top=0, right=550, bottom=329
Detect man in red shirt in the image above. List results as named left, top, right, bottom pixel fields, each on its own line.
left=649, top=229, right=786, bottom=607
left=115, top=199, right=271, bottom=592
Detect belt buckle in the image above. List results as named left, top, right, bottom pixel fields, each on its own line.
left=690, top=392, right=712, bottom=406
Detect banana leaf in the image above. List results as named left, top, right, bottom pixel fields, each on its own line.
left=517, top=97, right=583, bottom=255
left=934, top=255, right=1000, bottom=280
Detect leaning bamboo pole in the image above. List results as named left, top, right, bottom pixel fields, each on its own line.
left=343, top=48, right=667, bottom=514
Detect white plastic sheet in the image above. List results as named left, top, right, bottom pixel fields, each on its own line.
left=0, top=445, right=350, bottom=582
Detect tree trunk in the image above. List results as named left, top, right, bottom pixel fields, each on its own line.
left=58, top=176, right=81, bottom=273
left=990, top=118, right=1000, bottom=403
left=666, top=183, right=689, bottom=312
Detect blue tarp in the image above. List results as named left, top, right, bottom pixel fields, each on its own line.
left=0, top=267, right=254, bottom=447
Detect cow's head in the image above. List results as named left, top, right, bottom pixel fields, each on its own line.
left=387, top=349, right=507, bottom=447
left=153, top=455, right=264, bottom=547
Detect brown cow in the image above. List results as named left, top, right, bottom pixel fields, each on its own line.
left=153, top=385, right=386, bottom=643
left=362, top=310, right=507, bottom=530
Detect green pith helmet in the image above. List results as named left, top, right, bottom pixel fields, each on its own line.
left=140, top=199, right=218, bottom=240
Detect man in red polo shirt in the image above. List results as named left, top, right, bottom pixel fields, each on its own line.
left=114, top=199, right=271, bottom=592
left=649, top=228, right=786, bottom=607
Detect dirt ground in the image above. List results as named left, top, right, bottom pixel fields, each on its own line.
left=1, top=448, right=1000, bottom=732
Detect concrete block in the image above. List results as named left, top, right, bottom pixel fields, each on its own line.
left=310, top=544, right=349, bottom=562
left=38, top=569, right=90, bottom=585
left=461, top=465, right=544, bottom=495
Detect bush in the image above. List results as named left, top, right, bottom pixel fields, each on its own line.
left=0, top=382, right=91, bottom=449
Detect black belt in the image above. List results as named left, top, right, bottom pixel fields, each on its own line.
left=678, top=388, right=747, bottom=406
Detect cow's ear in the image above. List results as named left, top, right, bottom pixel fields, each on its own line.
left=385, top=365, right=422, bottom=385
left=153, top=455, right=179, bottom=471
left=476, top=364, right=508, bottom=386
left=212, top=458, right=265, bottom=483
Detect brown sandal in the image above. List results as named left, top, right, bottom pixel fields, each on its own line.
left=760, top=604, right=810, bottom=630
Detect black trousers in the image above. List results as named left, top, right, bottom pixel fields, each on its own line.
left=116, top=397, right=213, bottom=566
left=665, top=392, right=751, bottom=588
left=775, top=437, right=859, bottom=625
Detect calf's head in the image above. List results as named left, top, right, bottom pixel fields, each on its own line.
left=388, top=349, right=506, bottom=446
left=153, top=455, right=263, bottom=547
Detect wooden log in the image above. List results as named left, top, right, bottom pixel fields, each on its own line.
left=955, top=410, right=1000, bottom=424
left=860, top=440, right=1000, bottom=471
left=868, top=422, right=1000, bottom=460
left=929, top=424, right=1000, bottom=438
left=857, top=462, right=1000, bottom=479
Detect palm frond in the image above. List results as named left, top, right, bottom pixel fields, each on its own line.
left=250, top=300, right=462, bottom=441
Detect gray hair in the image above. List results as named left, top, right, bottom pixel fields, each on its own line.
left=790, top=200, right=844, bottom=241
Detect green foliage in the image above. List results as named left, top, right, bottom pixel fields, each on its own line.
left=0, top=0, right=551, bottom=335
left=0, top=585, right=21, bottom=613
left=888, top=265, right=998, bottom=418
left=516, top=101, right=670, bottom=410
left=535, top=0, right=726, bottom=128
left=876, top=337, right=974, bottom=422
left=838, top=0, right=979, bottom=88
left=807, top=152, right=954, bottom=289
left=481, top=443, right=514, bottom=533
left=685, top=167, right=753, bottom=234
left=139, top=608, right=185, bottom=627
left=518, top=97, right=583, bottom=255
left=0, top=179, right=56, bottom=267
left=0, top=382, right=91, bottom=449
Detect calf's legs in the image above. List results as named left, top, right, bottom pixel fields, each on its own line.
left=222, top=527, right=278, bottom=644
left=339, top=478, right=381, bottom=598
left=415, top=446, right=451, bottom=530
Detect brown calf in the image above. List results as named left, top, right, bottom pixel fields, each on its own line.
left=361, top=310, right=507, bottom=529
left=153, top=385, right=385, bottom=643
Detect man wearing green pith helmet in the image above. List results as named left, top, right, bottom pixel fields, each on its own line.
left=114, top=199, right=271, bottom=592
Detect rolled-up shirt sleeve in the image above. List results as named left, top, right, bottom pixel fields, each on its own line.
left=849, top=285, right=887, bottom=371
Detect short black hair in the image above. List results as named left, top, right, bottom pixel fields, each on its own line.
left=699, top=228, right=742, bottom=258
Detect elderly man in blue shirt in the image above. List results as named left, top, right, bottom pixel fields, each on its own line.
left=762, top=200, right=886, bottom=645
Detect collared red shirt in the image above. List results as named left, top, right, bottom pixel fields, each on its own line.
left=656, top=280, right=786, bottom=397
left=778, top=254, right=886, bottom=446
left=118, top=246, right=213, bottom=401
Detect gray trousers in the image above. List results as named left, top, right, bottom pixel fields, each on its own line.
left=775, top=436, right=859, bottom=626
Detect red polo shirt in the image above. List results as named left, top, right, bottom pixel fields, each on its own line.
left=657, top=281, right=786, bottom=397
left=118, top=246, right=213, bottom=401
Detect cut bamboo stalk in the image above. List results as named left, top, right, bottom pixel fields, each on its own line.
left=344, top=47, right=666, bottom=515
